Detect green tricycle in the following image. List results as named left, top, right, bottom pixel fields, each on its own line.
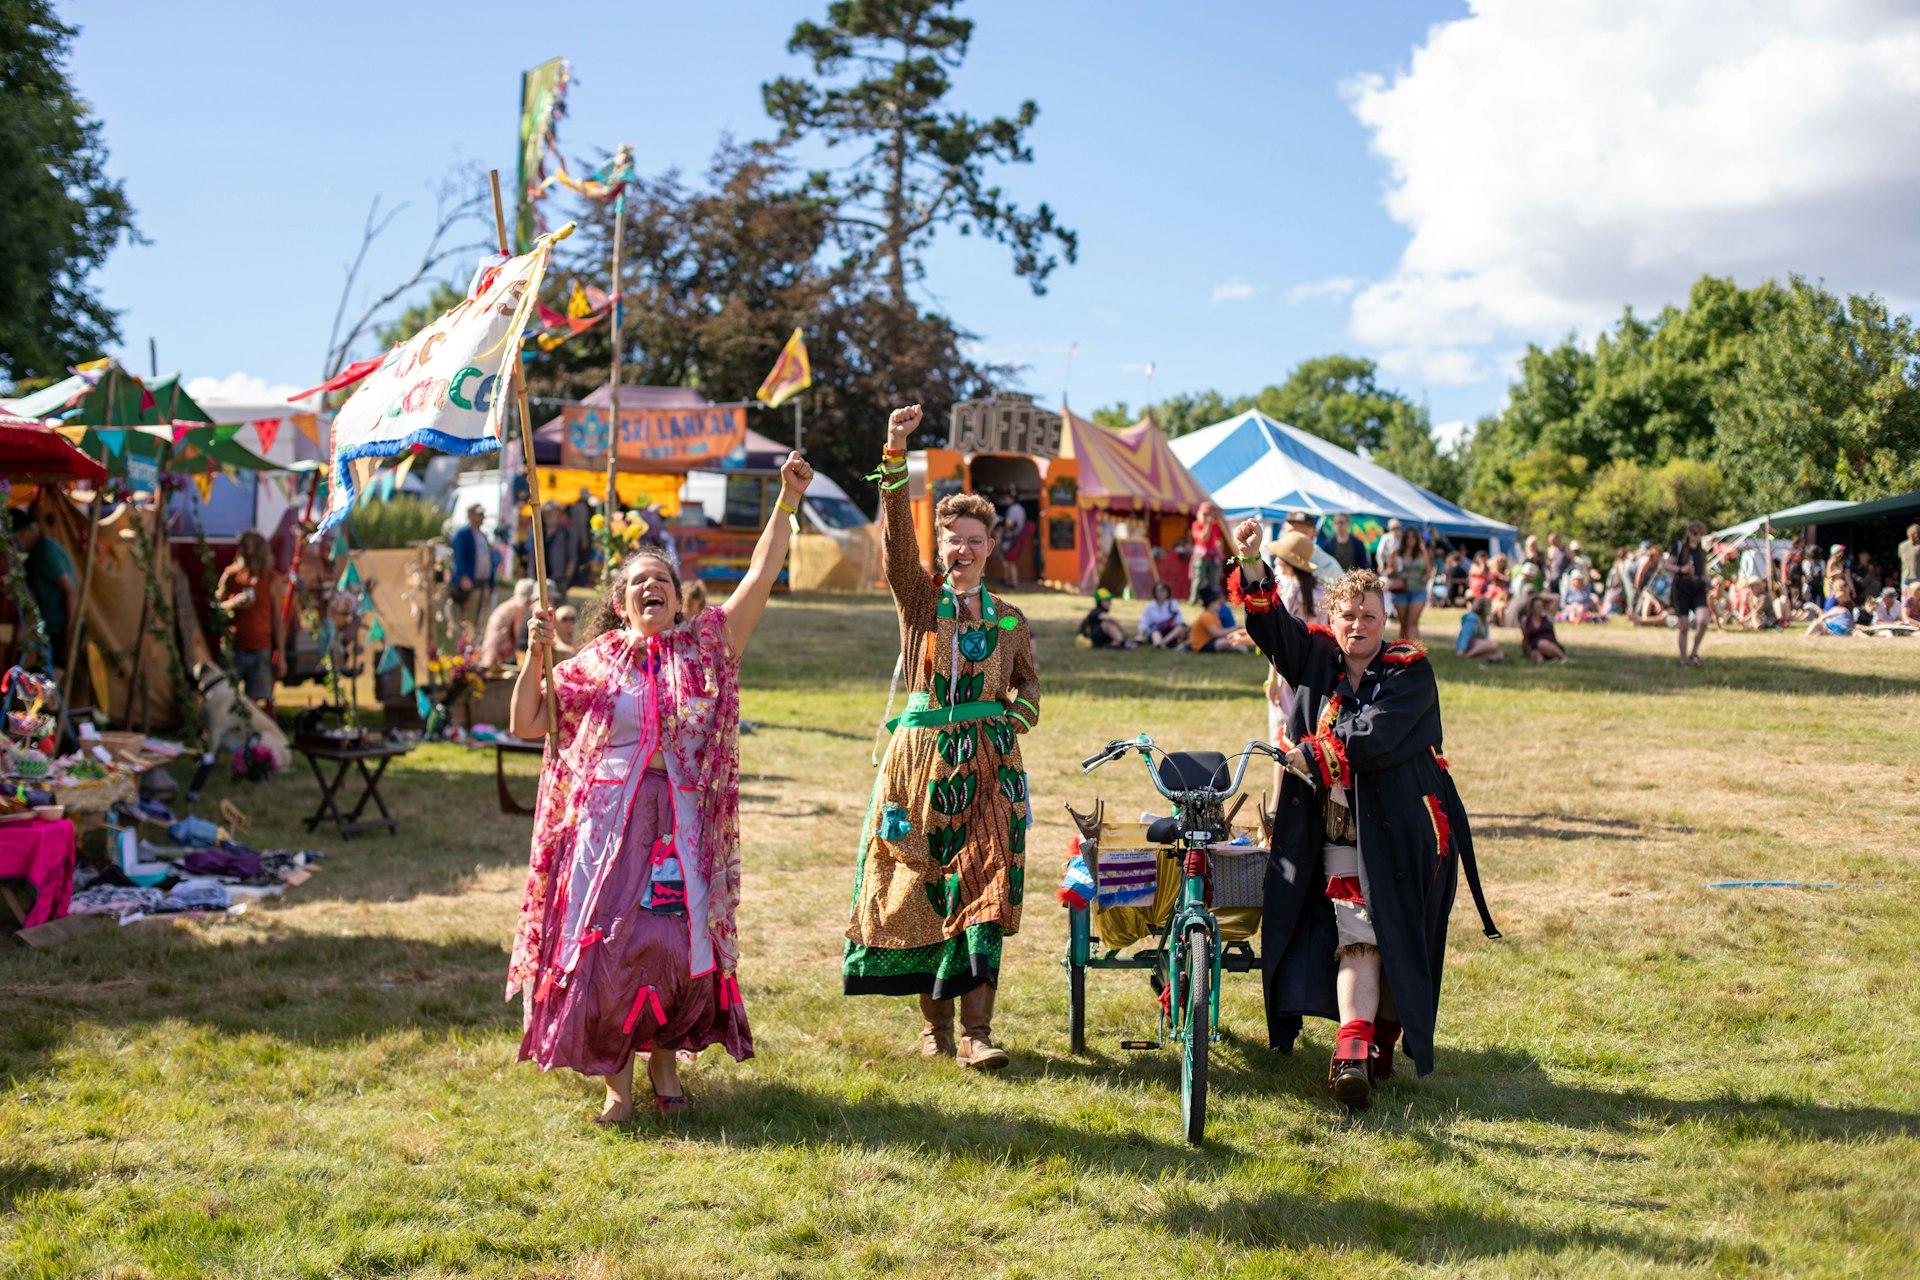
left=1064, top=733, right=1291, bottom=1145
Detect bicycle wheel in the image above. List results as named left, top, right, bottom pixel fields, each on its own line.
left=1180, top=928, right=1210, bottom=1146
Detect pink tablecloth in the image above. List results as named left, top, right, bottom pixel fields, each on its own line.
left=0, top=817, right=75, bottom=928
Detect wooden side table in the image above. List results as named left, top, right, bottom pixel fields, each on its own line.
left=296, top=741, right=414, bottom=839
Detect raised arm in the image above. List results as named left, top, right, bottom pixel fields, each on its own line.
left=723, top=451, right=813, bottom=657
left=880, top=405, right=936, bottom=618
left=1226, top=517, right=1324, bottom=686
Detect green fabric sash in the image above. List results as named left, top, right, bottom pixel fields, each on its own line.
left=887, top=692, right=1007, bottom=732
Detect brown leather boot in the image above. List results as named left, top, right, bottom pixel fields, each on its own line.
left=957, top=984, right=1010, bottom=1071
left=919, top=994, right=956, bottom=1057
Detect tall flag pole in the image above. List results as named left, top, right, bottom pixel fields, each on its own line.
left=516, top=58, right=570, bottom=254
left=489, top=171, right=562, bottom=749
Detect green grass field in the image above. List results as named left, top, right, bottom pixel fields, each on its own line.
left=3, top=591, right=1917, bottom=1278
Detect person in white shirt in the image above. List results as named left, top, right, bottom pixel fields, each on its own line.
left=1135, top=581, right=1188, bottom=647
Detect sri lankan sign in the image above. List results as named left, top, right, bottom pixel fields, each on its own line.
left=559, top=404, right=748, bottom=471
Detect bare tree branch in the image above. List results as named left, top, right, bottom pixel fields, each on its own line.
left=319, top=167, right=495, bottom=380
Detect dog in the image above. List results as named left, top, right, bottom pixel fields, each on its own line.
left=192, top=662, right=291, bottom=771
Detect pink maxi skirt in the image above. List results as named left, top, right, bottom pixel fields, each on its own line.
left=518, top=770, right=753, bottom=1076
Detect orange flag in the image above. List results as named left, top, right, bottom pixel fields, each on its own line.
left=755, top=327, right=811, bottom=409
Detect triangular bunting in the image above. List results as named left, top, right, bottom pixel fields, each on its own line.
left=337, top=561, right=362, bottom=591
left=100, top=430, right=126, bottom=457
left=378, top=644, right=401, bottom=672
left=254, top=418, right=281, bottom=454
left=193, top=473, right=214, bottom=503
left=412, top=684, right=429, bottom=714
left=368, top=617, right=387, bottom=645
left=293, top=414, right=319, bottom=445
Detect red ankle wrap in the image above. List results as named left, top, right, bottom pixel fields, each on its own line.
left=1338, top=1019, right=1374, bottom=1046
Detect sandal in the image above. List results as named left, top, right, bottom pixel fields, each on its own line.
left=652, top=1093, right=688, bottom=1114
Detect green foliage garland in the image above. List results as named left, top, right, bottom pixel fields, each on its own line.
left=0, top=483, right=49, bottom=672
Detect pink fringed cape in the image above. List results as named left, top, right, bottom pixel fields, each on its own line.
left=505, top=607, right=743, bottom=1001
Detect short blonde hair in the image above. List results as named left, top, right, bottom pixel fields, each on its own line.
left=1323, top=568, right=1387, bottom=614
left=936, top=492, right=999, bottom=536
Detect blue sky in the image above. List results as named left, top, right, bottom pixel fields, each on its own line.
left=65, top=1, right=1920, bottom=440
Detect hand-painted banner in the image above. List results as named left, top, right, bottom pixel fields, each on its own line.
left=316, top=238, right=555, bottom=534
left=559, top=404, right=747, bottom=471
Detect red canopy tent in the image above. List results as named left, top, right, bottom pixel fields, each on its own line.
left=0, top=414, right=108, bottom=487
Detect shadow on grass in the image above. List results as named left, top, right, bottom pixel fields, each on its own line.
left=1149, top=1180, right=1734, bottom=1268
left=1435, top=646, right=1920, bottom=699
left=1035, top=1029, right=1916, bottom=1147
left=660, top=1078, right=1203, bottom=1175
left=0, top=1159, right=80, bottom=1213
left=1470, top=811, right=1695, bottom=842
left=0, top=930, right=516, bottom=1083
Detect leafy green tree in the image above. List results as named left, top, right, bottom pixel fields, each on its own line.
left=0, top=0, right=140, bottom=384
left=762, top=0, right=1077, bottom=307
left=1253, top=355, right=1409, bottom=453
left=1713, top=277, right=1920, bottom=509
left=1374, top=401, right=1461, bottom=500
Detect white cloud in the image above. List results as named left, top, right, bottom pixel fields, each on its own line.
left=1286, top=276, right=1363, bottom=304
left=1344, top=0, right=1920, bottom=380
left=1209, top=277, right=1258, bottom=306
left=184, top=372, right=308, bottom=404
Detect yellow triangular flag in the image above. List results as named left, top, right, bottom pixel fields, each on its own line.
left=194, top=473, right=214, bottom=503
left=755, top=327, right=811, bottom=409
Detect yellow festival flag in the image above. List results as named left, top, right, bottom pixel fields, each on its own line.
left=755, top=327, right=811, bottom=409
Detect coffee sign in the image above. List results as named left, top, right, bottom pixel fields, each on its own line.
left=948, top=393, right=1062, bottom=457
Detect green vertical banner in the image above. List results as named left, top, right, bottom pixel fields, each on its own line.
left=516, top=57, right=570, bottom=253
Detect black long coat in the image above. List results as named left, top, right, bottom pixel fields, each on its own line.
left=1238, top=567, right=1498, bottom=1076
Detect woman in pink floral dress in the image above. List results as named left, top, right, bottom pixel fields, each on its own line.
left=506, top=453, right=813, bottom=1123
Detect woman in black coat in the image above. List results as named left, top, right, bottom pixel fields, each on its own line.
left=1225, top=518, right=1498, bottom=1107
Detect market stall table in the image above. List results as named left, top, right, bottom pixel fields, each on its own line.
left=296, top=740, right=414, bottom=839
left=0, top=817, right=77, bottom=929
left=491, top=738, right=545, bottom=815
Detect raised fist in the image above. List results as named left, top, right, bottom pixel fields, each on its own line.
left=1232, top=517, right=1264, bottom=558
left=780, top=451, right=814, bottom=496
left=887, top=405, right=922, bottom=450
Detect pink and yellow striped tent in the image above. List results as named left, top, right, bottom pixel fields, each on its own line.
left=1059, top=410, right=1210, bottom=511
left=1056, top=409, right=1212, bottom=586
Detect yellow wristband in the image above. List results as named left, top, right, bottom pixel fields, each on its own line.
left=776, top=497, right=798, bottom=517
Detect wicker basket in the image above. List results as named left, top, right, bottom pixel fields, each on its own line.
left=1210, top=844, right=1270, bottom=910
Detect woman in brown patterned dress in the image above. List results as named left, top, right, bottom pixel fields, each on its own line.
left=843, top=405, right=1042, bottom=1071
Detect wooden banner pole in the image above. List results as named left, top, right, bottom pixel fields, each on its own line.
left=600, top=174, right=626, bottom=578
left=489, top=170, right=559, bottom=748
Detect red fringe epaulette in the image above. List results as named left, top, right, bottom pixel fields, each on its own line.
left=1307, top=622, right=1335, bottom=641
left=1431, top=746, right=1450, bottom=771
left=1226, top=566, right=1276, bottom=613
left=1379, top=641, right=1428, bottom=667
left=1424, top=793, right=1451, bottom=858
left=1057, top=886, right=1091, bottom=910
left=1302, top=729, right=1350, bottom=790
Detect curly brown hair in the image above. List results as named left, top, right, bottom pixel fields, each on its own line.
left=1323, top=568, right=1388, bottom=614
left=580, top=543, right=682, bottom=646
left=936, top=491, right=999, bottom=536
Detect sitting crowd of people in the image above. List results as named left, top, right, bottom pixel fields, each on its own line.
left=1075, top=517, right=1920, bottom=669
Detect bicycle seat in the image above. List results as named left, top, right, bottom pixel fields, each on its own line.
left=1157, top=750, right=1229, bottom=793
left=1146, top=815, right=1182, bottom=845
